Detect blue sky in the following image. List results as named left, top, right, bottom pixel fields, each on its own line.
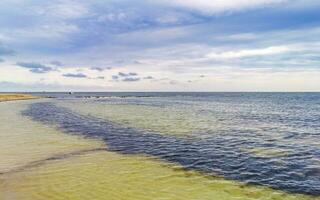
left=0, top=0, right=319, bottom=91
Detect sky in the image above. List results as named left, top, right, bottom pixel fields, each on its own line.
left=0, top=0, right=320, bottom=92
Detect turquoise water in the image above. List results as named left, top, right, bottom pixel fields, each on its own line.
left=22, top=92, right=320, bottom=196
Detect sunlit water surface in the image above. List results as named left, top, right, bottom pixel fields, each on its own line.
left=1, top=93, right=320, bottom=199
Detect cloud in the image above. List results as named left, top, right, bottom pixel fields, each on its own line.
left=91, top=67, right=105, bottom=72
left=0, top=81, right=111, bottom=92
left=169, top=80, right=179, bottom=85
left=16, top=62, right=54, bottom=73
left=1, top=0, right=320, bottom=91
left=0, top=58, right=4, bottom=62
left=122, top=77, right=141, bottom=82
left=63, top=73, right=87, bottom=78
left=118, top=72, right=138, bottom=77
left=0, top=44, right=15, bottom=56
left=160, top=0, right=289, bottom=14
left=143, top=76, right=154, bottom=79
left=115, top=71, right=141, bottom=82
left=112, top=75, right=119, bottom=80
left=37, top=2, right=89, bottom=19
left=206, top=46, right=290, bottom=59
left=50, top=60, right=63, bottom=66
left=97, top=12, right=128, bottom=23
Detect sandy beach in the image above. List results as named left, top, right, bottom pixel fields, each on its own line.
left=0, top=94, right=40, bottom=102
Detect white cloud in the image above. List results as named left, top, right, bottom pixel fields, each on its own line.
left=160, top=0, right=289, bottom=14
left=97, top=12, right=128, bottom=23
left=206, top=46, right=290, bottom=59
left=37, top=2, right=90, bottom=19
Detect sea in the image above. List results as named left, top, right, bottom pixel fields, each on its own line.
left=0, top=92, right=319, bottom=199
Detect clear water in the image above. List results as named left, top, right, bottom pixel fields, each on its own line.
left=1, top=93, right=320, bottom=199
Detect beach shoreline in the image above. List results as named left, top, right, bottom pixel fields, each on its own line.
left=0, top=93, right=40, bottom=102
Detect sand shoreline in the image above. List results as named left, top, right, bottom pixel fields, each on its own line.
left=0, top=93, right=40, bottom=102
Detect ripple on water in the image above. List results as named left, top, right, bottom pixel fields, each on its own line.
left=22, top=102, right=320, bottom=196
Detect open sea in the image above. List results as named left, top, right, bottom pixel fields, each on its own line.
left=1, top=92, right=319, bottom=200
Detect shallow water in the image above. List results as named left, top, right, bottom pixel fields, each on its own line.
left=1, top=93, right=320, bottom=199
left=0, top=101, right=105, bottom=174
left=1, top=151, right=315, bottom=200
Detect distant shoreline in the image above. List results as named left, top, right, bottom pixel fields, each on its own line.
left=0, top=94, right=40, bottom=102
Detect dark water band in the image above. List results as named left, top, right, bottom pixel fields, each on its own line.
left=22, top=102, right=320, bottom=196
